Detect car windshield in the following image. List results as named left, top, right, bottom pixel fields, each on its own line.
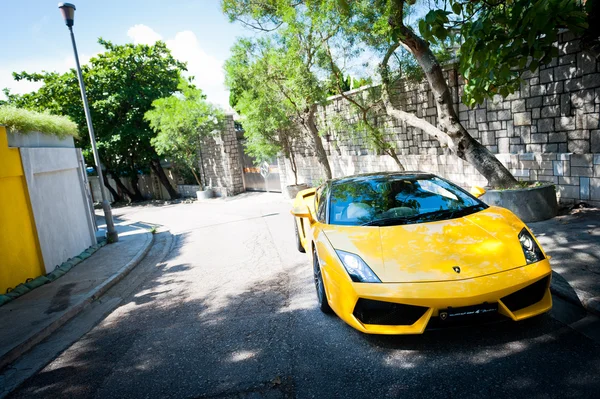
left=329, top=175, right=485, bottom=226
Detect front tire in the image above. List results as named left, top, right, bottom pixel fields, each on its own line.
left=294, top=219, right=305, bottom=253
left=313, top=249, right=333, bottom=314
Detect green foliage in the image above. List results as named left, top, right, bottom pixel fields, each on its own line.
left=224, top=1, right=384, bottom=164
left=0, top=105, right=79, bottom=138
left=224, top=30, right=324, bottom=164
left=419, top=0, right=587, bottom=106
left=327, top=73, right=373, bottom=96
left=5, top=39, right=186, bottom=181
left=226, top=39, right=290, bottom=163
left=224, top=0, right=587, bottom=108
left=145, top=81, right=225, bottom=187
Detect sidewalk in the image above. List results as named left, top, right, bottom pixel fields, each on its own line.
left=529, top=207, right=600, bottom=316
left=0, top=216, right=153, bottom=371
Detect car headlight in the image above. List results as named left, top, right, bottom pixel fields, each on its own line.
left=335, top=250, right=381, bottom=283
left=519, top=228, right=545, bottom=264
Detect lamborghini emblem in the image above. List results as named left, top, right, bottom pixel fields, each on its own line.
left=453, top=266, right=461, bottom=274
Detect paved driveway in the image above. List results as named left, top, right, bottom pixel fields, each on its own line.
left=9, top=193, right=600, bottom=398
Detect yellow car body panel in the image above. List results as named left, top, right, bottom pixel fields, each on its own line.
left=323, top=206, right=537, bottom=283
left=292, top=181, right=552, bottom=335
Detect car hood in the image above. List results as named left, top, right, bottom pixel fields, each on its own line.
left=322, top=206, right=528, bottom=283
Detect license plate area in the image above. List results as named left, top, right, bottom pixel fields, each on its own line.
left=439, top=303, right=498, bottom=322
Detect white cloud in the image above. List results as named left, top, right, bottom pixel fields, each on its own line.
left=0, top=54, right=94, bottom=99
left=1, top=24, right=230, bottom=109
left=127, top=24, right=163, bottom=45
left=127, top=24, right=230, bottom=108
left=0, top=67, right=43, bottom=96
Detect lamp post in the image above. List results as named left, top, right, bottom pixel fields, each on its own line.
left=58, top=2, right=118, bottom=243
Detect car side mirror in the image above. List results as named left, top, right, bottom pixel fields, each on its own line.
left=470, top=186, right=486, bottom=198
left=291, top=205, right=315, bottom=224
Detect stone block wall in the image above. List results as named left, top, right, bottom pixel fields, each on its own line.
left=199, top=114, right=244, bottom=197
left=278, top=31, right=600, bottom=206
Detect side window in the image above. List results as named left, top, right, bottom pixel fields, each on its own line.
left=317, top=185, right=329, bottom=223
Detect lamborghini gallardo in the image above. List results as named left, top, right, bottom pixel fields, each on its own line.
left=291, top=172, right=552, bottom=334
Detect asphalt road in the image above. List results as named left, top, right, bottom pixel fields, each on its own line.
left=8, top=193, right=600, bottom=399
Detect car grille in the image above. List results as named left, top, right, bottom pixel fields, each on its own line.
left=501, top=276, right=550, bottom=312
left=426, top=311, right=506, bottom=330
left=353, top=298, right=428, bottom=326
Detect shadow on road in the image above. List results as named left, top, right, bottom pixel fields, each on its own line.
left=530, top=208, right=600, bottom=302
left=8, top=230, right=600, bottom=399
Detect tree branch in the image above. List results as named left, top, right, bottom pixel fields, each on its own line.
left=381, top=87, right=453, bottom=150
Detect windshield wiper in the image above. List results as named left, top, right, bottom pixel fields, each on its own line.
left=361, top=205, right=484, bottom=227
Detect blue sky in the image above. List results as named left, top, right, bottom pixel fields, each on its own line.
left=0, top=0, right=249, bottom=108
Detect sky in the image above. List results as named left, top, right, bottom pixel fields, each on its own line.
left=0, top=0, right=249, bottom=109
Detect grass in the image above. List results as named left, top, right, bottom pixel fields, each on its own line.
left=494, top=181, right=548, bottom=191
left=0, top=105, right=79, bottom=139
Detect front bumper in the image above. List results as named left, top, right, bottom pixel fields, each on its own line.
left=326, top=259, right=552, bottom=335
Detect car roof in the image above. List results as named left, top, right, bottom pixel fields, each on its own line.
left=329, top=171, right=436, bottom=186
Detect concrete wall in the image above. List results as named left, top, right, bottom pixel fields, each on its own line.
left=16, top=132, right=96, bottom=273
left=0, top=127, right=44, bottom=294
left=89, top=166, right=181, bottom=203
left=278, top=31, right=600, bottom=206
left=178, top=184, right=200, bottom=198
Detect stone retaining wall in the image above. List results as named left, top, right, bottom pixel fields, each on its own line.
left=200, top=114, right=244, bottom=197
left=277, top=31, right=600, bottom=206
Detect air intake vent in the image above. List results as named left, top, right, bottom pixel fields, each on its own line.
left=501, top=276, right=549, bottom=312
left=353, top=298, right=428, bottom=326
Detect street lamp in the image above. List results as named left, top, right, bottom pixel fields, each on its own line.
left=58, top=3, right=118, bottom=243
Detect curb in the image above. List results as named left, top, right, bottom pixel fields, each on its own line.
left=550, top=282, right=600, bottom=318
left=0, top=228, right=154, bottom=371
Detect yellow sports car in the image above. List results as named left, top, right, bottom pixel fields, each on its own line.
left=291, top=172, right=552, bottom=334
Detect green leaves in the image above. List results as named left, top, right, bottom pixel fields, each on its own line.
left=145, top=81, right=224, bottom=186
left=5, top=39, right=186, bottom=177
left=231, top=36, right=311, bottom=162
left=456, top=0, right=587, bottom=105
left=419, top=10, right=451, bottom=44
left=451, top=2, right=462, bottom=15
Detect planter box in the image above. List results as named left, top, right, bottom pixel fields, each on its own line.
left=196, top=189, right=214, bottom=200
left=481, top=183, right=558, bottom=223
left=285, top=184, right=310, bottom=200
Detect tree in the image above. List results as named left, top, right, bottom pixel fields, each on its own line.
left=226, top=38, right=304, bottom=185
left=145, top=80, right=225, bottom=189
left=343, top=0, right=586, bottom=188
left=222, top=0, right=587, bottom=188
left=223, top=21, right=334, bottom=179
left=4, top=39, right=186, bottom=200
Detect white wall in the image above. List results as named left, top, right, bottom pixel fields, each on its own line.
left=19, top=146, right=96, bottom=272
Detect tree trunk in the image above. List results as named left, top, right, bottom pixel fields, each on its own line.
left=322, top=36, right=405, bottom=172
left=289, top=149, right=299, bottom=186
left=387, top=148, right=405, bottom=171
left=129, top=173, right=145, bottom=202
left=113, top=174, right=143, bottom=203
left=190, top=167, right=203, bottom=188
left=305, top=104, right=332, bottom=180
left=282, top=134, right=299, bottom=186
left=150, top=159, right=180, bottom=199
left=384, top=5, right=518, bottom=188
left=128, top=158, right=145, bottom=202
left=102, top=171, right=122, bottom=203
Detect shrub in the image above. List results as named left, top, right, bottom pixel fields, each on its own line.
left=0, top=105, right=79, bottom=139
